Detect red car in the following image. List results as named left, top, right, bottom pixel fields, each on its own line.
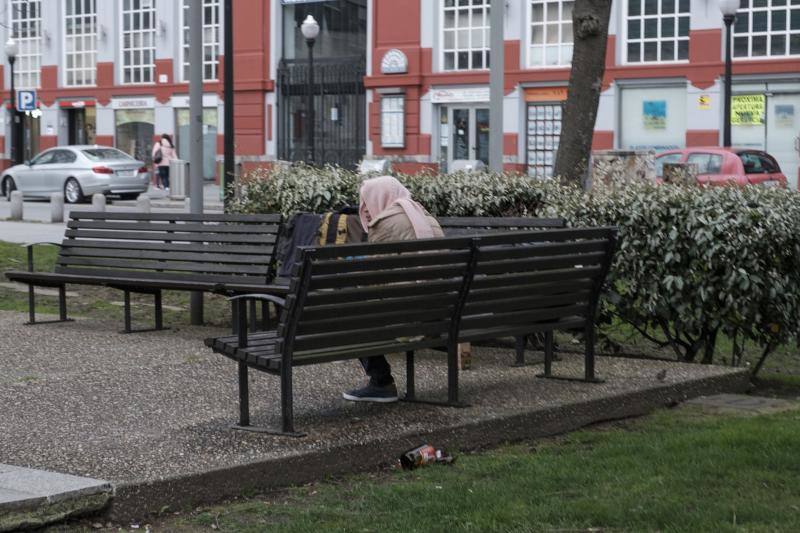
left=655, top=147, right=788, bottom=188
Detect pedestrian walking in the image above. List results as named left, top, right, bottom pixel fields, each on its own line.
left=152, top=133, right=177, bottom=191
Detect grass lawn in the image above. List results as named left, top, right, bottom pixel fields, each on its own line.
left=59, top=406, right=800, bottom=533
left=0, top=240, right=234, bottom=327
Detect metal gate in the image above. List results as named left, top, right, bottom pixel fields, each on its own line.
left=277, top=56, right=366, bottom=169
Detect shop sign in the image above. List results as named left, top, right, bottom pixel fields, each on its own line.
left=731, top=94, right=765, bottom=125
left=430, top=87, right=490, bottom=104
left=171, top=94, right=219, bottom=108
left=643, top=100, right=667, bottom=130
left=59, top=100, right=96, bottom=108
left=524, top=87, right=568, bottom=102
left=112, top=97, right=155, bottom=110
left=698, top=94, right=711, bottom=110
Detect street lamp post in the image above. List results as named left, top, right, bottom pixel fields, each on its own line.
left=719, top=0, right=739, bottom=148
left=4, top=38, right=20, bottom=165
left=301, top=15, right=319, bottom=165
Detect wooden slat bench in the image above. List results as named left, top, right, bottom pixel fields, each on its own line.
left=205, top=227, right=617, bottom=436
left=438, top=216, right=566, bottom=236
left=439, top=215, right=567, bottom=366
left=5, top=211, right=284, bottom=332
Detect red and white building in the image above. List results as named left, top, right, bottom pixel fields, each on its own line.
left=3, top=1, right=800, bottom=187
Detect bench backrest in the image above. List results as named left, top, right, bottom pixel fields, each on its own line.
left=275, top=236, right=477, bottom=363
left=55, top=212, right=282, bottom=285
left=438, top=216, right=566, bottom=236
left=273, top=227, right=616, bottom=362
left=460, top=227, right=617, bottom=341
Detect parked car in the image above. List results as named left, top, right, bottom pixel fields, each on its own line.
left=654, top=147, right=788, bottom=188
left=1, top=145, right=150, bottom=204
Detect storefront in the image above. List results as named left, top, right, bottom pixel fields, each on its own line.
left=731, top=82, right=800, bottom=187
left=173, top=95, right=219, bottom=180
left=433, top=87, right=491, bottom=173
left=60, top=100, right=97, bottom=145
left=113, top=97, right=155, bottom=164
left=619, top=85, right=687, bottom=152
left=524, top=87, right=567, bottom=179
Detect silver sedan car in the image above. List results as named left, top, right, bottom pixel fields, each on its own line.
left=1, top=145, right=150, bottom=204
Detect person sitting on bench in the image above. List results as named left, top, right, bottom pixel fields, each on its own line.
left=342, top=175, right=444, bottom=403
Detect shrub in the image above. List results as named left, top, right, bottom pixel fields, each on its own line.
left=229, top=164, right=800, bottom=370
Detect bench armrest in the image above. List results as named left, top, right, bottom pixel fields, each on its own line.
left=228, top=293, right=287, bottom=310
left=24, top=242, right=62, bottom=272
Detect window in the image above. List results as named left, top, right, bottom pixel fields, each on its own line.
left=529, top=0, right=574, bottom=67
left=626, top=0, right=690, bottom=63
left=182, top=0, right=220, bottom=81
left=64, top=0, right=97, bottom=86
left=381, top=95, right=405, bottom=148
left=52, top=150, right=78, bottom=164
left=31, top=150, right=55, bottom=165
left=82, top=148, right=135, bottom=161
left=733, top=0, right=800, bottom=58
left=686, top=153, right=723, bottom=174
left=739, top=151, right=781, bottom=173
left=121, top=0, right=156, bottom=84
left=655, top=153, right=682, bottom=177
left=442, top=0, right=490, bottom=71
left=9, top=0, right=42, bottom=88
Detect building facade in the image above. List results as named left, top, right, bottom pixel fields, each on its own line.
left=3, top=0, right=800, bottom=188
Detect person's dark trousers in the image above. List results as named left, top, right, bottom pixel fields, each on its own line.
left=158, top=165, right=170, bottom=188
left=359, top=356, right=394, bottom=386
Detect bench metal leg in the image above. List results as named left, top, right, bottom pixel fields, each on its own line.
left=24, top=284, right=73, bottom=326
left=120, top=289, right=170, bottom=334
left=230, top=363, right=306, bottom=437
left=238, top=362, right=250, bottom=427
left=261, top=301, right=271, bottom=331
left=447, top=343, right=459, bottom=404
left=404, top=351, right=416, bottom=400
left=514, top=335, right=526, bottom=366
left=249, top=300, right=258, bottom=333
left=537, top=328, right=604, bottom=383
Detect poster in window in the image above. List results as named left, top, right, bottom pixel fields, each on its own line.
left=731, top=94, right=765, bottom=125
left=643, top=100, right=667, bottom=130
left=775, top=104, right=794, bottom=128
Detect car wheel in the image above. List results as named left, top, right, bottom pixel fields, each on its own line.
left=64, top=178, right=85, bottom=204
left=2, top=176, right=15, bottom=201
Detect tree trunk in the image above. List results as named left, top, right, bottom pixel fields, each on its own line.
left=553, top=0, right=613, bottom=186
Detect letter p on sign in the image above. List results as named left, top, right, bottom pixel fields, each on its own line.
left=17, top=90, right=36, bottom=112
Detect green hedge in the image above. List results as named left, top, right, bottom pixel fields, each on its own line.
left=228, top=165, right=800, bottom=369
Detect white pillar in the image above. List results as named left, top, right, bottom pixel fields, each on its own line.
left=91, top=193, right=106, bottom=211
left=9, top=190, right=23, bottom=220
left=49, top=192, right=64, bottom=223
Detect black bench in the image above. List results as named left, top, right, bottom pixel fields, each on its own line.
left=438, top=216, right=566, bottom=236
left=205, top=227, right=617, bottom=436
left=5, top=211, right=284, bottom=332
left=439, top=215, right=567, bottom=366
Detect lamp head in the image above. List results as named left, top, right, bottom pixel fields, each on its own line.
left=719, top=0, right=740, bottom=17
left=5, top=38, right=18, bottom=60
left=301, top=15, right=320, bottom=42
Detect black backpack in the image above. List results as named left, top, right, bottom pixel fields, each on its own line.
left=153, top=147, right=163, bottom=165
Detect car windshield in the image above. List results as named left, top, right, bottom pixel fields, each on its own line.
left=81, top=148, right=134, bottom=161
left=655, top=153, right=682, bottom=177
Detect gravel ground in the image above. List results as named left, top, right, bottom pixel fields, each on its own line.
left=0, top=310, right=745, bottom=486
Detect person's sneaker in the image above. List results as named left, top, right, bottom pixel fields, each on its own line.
left=342, top=382, right=399, bottom=403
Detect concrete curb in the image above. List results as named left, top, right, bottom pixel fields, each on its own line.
left=107, top=368, right=749, bottom=522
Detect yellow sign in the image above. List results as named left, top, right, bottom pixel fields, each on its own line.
left=731, top=94, right=765, bottom=125
left=698, top=94, right=711, bottom=110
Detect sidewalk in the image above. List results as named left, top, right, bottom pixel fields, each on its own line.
left=0, top=309, right=749, bottom=523
left=0, top=183, right=223, bottom=244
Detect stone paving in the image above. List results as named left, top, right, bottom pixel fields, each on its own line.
left=0, top=310, right=750, bottom=523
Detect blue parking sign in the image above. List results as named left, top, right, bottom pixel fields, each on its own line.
left=17, top=90, right=36, bottom=112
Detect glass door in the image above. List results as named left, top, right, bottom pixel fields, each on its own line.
left=442, top=106, right=490, bottom=172
left=766, top=94, right=800, bottom=189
